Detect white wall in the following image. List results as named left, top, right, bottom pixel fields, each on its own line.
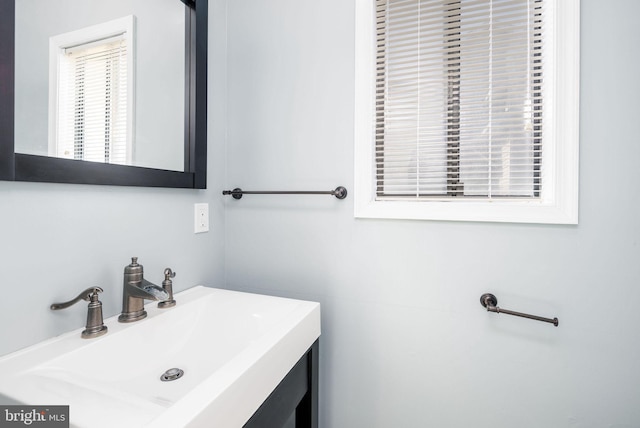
left=0, top=0, right=228, bottom=357
left=222, top=1, right=640, bottom=427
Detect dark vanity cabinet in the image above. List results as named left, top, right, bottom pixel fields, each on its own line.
left=244, top=340, right=319, bottom=428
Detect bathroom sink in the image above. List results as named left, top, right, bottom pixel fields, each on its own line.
left=0, top=286, right=320, bottom=428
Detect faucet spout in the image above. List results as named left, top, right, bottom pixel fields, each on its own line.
left=118, top=257, right=169, bottom=323
left=126, top=279, right=169, bottom=301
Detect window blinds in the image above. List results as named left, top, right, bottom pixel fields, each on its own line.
left=375, top=0, right=543, bottom=199
left=57, top=36, right=128, bottom=164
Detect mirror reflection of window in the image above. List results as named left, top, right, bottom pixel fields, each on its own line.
left=48, top=16, right=135, bottom=165
left=58, top=36, right=128, bottom=163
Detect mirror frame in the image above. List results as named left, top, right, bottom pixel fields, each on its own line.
left=0, top=0, right=207, bottom=189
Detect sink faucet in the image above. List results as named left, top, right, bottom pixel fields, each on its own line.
left=118, top=257, right=169, bottom=323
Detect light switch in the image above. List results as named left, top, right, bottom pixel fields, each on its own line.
left=194, top=203, right=209, bottom=233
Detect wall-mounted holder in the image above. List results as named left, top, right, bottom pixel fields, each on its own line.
left=480, top=293, right=559, bottom=327
left=222, top=186, right=347, bottom=200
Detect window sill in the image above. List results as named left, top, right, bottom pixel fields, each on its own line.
left=354, top=197, right=578, bottom=225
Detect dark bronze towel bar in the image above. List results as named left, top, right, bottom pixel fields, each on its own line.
left=480, top=293, right=559, bottom=327
left=223, top=186, right=347, bottom=200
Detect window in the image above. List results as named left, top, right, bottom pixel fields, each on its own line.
left=354, top=0, right=579, bottom=224
left=49, top=16, right=135, bottom=165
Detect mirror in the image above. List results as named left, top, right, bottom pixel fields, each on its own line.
left=0, top=0, right=207, bottom=188
left=15, top=0, right=186, bottom=171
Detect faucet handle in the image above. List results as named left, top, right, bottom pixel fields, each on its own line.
left=164, top=268, right=176, bottom=281
left=51, top=287, right=108, bottom=339
left=158, top=268, right=177, bottom=309
left=50, top=287, right=103, bottom=310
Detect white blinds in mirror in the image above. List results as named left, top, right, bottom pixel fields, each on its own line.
left=57, top=36, right=128, bottom=164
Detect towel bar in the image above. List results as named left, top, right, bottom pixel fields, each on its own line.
left=222, top=186, right=347, bottom=200
left=480, top=293, right=559, bottom=327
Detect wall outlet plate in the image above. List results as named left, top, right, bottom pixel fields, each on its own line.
left=194, top=203, right=209, bottom=233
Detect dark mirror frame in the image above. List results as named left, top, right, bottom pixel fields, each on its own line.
left=0, top=0, right=207, bottom=189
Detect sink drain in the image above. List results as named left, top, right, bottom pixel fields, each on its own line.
left=160, top=368, right=184, bottom=382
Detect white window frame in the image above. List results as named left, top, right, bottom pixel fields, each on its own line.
left=354, top=0, right=580, bottom=224
left=48, top=16, right=136, bottom=164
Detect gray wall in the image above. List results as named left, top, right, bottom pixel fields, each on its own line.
left=0, top=1, right=228, bottom=356
left=223, top=1, right=640, bottom=427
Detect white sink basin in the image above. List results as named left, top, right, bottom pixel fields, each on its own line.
left=0, top=286, right=321, bottom=428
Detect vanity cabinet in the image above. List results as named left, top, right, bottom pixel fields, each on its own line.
left=244, top=340, right=319, bottom=428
